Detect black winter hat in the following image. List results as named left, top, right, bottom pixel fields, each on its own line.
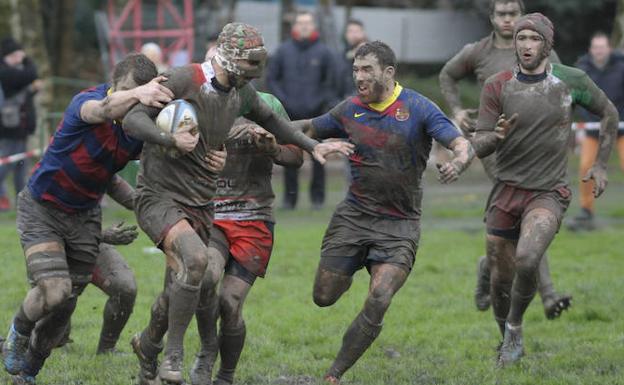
left=1, top=37, right=23, bottom=57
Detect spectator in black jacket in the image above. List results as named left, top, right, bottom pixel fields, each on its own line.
left=567, top=31, right=624, bottom=231
left=0, top=37, right=39, bottom=211
left=267, top=10, right=338, bottom=210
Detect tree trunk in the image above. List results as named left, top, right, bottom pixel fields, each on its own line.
left=614, top=0, right=624, bottom=49
left=280, top=0, right=295, bottom=42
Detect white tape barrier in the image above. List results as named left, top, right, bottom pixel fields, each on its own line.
left=572, top=122, right=624, bottom=131
left=0, top=148, right=42, bottom=166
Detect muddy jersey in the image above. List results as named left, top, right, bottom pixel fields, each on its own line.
left=312, top=83, right=460, bottom=219
left=440, top=33, right=560, bottom=112
left=131, top=62, right=317, bottom=207
left=477, top=63, right=611, bottom=190
left=214, top=92, right=302, bottom=222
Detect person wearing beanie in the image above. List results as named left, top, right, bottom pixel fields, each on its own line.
left=439, top=0, right=571, bottom=320
left=0, top=37, right=39, bottom=212
left=472, top=13, right=619, bottom=366
left=266, top=10, right=340, bottom=210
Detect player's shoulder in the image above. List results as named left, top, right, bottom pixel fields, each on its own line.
left=399, top=87, right=443, bottom=115
left=460, top=34, right=493, bottom=56
left=257, top=91, right=289, bottom=119
left=484, top=69, right=514, bottom=86
left=551, top=63, right=590, bottom=87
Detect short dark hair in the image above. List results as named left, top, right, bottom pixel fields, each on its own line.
left=489, top=0, right=525, bottom=15
left=112, top=53, right=157, bottom=87
left=354, top=41, right=397, bottom=69
left=295, top=10, right=315, bottom=22
left=346, top=19, right=364, bottom=28
left=591, top=31, right=610, bottom=42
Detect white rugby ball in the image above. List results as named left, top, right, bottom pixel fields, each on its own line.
left=156, top=99, right=198, bottom=134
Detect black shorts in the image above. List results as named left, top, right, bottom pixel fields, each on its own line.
left=16, top=189, right=101, bottom=286
left=320, top=201, right=420, bottom=276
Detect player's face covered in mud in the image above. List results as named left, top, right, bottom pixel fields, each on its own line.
left=490, top=2, right=522, bottom=39
left=515, top=30, right=546, bottom=71
left=353, top=53, right=393, bottom=104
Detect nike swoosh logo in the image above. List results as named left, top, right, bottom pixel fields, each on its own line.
left=354, top=112, right=366, bottom=118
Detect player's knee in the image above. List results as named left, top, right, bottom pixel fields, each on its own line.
left=219, top=290, right=242, bottom=317
left=115, top=278, right=138, bottom=306
left=515, top=251, right=540, bottom=279
left=367, top=286, right=393, bottom=313
left=39, top=277, right=72, bottom=311
left=184, top=252, right=210, bottom=285
left=312, top=289, right=339, bottom=307
left=201, top=266, right=221, bottom=291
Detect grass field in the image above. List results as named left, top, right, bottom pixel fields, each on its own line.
left=0, top=157, right=623, bottom=385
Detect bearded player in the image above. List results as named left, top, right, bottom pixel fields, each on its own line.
left=122, top=23, right=352, bottom=385
left=472, top=14, right=618, bottom=366
left=439, top=0, right=571, bottom=318
left=284, top=41, right=474, bottom=383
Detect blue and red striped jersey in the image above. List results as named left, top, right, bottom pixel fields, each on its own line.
left=28, top=84, right=143, bottom=211
left=312, top=83, right=460, bottom=219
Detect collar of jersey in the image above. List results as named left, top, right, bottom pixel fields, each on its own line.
left=201, top=61, right=217, bottom=93
left=367, top=82, right=402, bottom=112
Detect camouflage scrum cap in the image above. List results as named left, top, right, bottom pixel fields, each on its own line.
left=514, top=13, right=554, bottom=57
left=215, top=22, right=267, bottom=77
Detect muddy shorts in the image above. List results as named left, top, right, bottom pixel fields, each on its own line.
left=485, top=182, right=571, bottom=240
left=320, top=201, right=420, bottom=275
left=135, top=190, right=214, bottom=248
left=209, top=220, right=275, bottom=285
left=16, top=189, right=101, bottom=287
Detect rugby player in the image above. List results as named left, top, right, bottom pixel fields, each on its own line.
left=472, top=13, right=618, bottom=365
left=439, top=0, right=571, bottom=318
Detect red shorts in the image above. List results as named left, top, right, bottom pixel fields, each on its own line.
left=213, top=220, right=274, bottom=277
left=485, top=182, right=571, bottom=240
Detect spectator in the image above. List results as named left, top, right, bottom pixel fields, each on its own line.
left=0, top=37, right=39, bottom=212
left=267, top=10, right=338, bottom=210
left=337, top=19, right=368, bottom=99
left=567, top=31, right=624, bottom=231
left=141, top=42, right=168, bottom=73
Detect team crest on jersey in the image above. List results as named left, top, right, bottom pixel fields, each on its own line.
left=395, top=107, right=410, bottom=121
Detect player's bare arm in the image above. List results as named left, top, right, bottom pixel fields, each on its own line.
left=437, top=136, right=475, bottom=184
left=472, top=112, right=518, bottom=158
left=583, top=100, right=618, bottom=197
left=106, top=174, right=135, bottom=210
left=439, top=46, right=478, bottom=133
left=250, top=126, right=304, bottom=167
left=81, top=76, right=173, bottom=124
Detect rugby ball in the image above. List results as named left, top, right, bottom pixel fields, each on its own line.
left=156, top=99, right=198, bottom=134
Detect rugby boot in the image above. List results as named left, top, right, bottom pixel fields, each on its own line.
left=475, top=256, right=491, bottom=311
left=10, top=373, right=35, bottom=385
left=497, top=322, right=524, bottom=367
left=131, top=333, right=161, bottom=385
left=543, top=293, right=572, bottom=320
left=159, top=351, right=184, bottom=384
left=189, top=350, right=217, bottom=385
left=566, top=208, right=595, bottom=232
left=2, top=324, right=30, bottom=374
left=323, top=375, right=340, bottom=384
left=213, top=380, right=231, bottom=385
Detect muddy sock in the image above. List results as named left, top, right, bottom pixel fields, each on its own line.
left=144, top=292, right=169, bottom=347
left=13, top=305, right=35, bottom=336
left=537, top=254, right=555, bottom=300
left=326, top=312, right=382, bottom=379
left=491, top=280, right=512, bottom=337
left=508, top=266, right=538, bottom=326
left=216, top=323, right=246, bottom=384
left=164, top=279, right=200, bottom=356
left=97, top=291, right=136, bottom=353
left=196, top=289, right=220, bottom=353
left=30, top=297, right=77, bottom=360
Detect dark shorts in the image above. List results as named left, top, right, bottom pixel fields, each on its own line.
left=212, top=220, right=274, bottom=278
left=585, top=128, right=624, bottom=139
left=135, top=190, right=214, bottom=247
left=16, top=189, right=101, bottom=286
left=485, top=182, right=571, bottom=240
left=320, top=201, right=420, bottom=276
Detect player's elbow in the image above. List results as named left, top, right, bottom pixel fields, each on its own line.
left=122, top=111, right=141, bottom=136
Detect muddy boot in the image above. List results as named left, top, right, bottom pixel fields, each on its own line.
left=3, top=324, right=30, bottom=375
left=497, top=322, right=524, bottom=367
left=566, top=208, right=595, bottom=232
left=189, top=349, right=217, bottom=385
left=159, top=350, right=184, bottom=384
left=475, top=256, right=491, bottom=311
left=543, top=294, right=572, bottom=320
left=131, top=333, right=162, bottom=385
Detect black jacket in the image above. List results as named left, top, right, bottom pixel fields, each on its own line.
left=266, top=37, right=339, bottom=120
left=0, top=57, right=38, bottom=139
left=575, top=53, right=624, bottom=123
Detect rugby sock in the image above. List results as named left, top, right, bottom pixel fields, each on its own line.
left=196, top=289, right=220, bottom=353
left=508, top=267, right=538, bottom=326
left=216, top=323, right=246, bottom=384
left=14, top=305, right=35, bottom=336
left=164, top=279, right=200, bottom=355
left=536, top=254, right=555, bottom=299
left=97, top=289, right=136, bottom=353
left=491, top=280, right=512, bottom=336
left=31, top=296, right=77, bottom=358
left=326, top=312, right=382, bottom=379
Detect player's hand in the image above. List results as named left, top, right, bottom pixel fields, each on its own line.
left=454, top=108, right=478, bottom=135
left=173, top=123, right=199, bottom=153
left=250, top=127, right=279, bottom=156
left=436, top=161, right=461, bottom=184
left=101, top=221, right=139, bottom=245
left=134, top=76, right=174, bottom=108
left=312, top=141, right=355, bottom=165
left=205, top=146, right=227, bottom=173
left=494, top=113, right=518, bottom=140
left=582, top=164, right=608, bottom=197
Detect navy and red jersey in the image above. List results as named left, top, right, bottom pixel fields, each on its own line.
left=312, top=83, right=460, bottom=219
left=28, top=84, right=143, bottom=211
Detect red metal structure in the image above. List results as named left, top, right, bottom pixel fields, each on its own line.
left=107, top=0, right=194, bottom=67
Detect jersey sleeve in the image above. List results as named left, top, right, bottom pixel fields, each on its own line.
left=421, top=97, right=461, bottom=147
left=311, top=100, right=348, bottom=139
left=476, top=75, right=505, bottom=134
left=570, top=72, right=611, bottom=116
left=439, top=43, right=477, bottom=112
